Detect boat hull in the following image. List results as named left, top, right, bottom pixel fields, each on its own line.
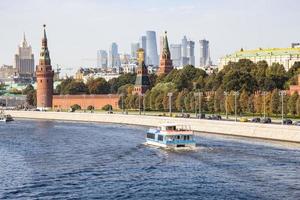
left=145, top=139, right=196, bottom=150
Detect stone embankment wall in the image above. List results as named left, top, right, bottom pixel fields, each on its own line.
left=6, top=111, right=300, bottom=143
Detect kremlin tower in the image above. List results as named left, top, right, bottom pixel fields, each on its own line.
left=36, top=25, right=54, bottom=110
left=157, top=31, right=173, bottom=76
left=133, top=48, right=150, bottom=95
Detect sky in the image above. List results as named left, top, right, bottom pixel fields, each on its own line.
left=0, top=0, right=299, bottom=74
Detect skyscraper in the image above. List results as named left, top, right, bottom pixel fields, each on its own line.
left=36, top=25, right=54, bottom=110
left=97, top=50, right=108, bottom=69
left=157, top=31, right=173, bottom=76
left=199, top=39, right=211, bottom=67
left=109, top=42, right=120, bottom=68
left=146, top=31, right=159, bottom=66
left=181, top=36, right=189, bottom=67
left=181, top=36, right=188, bottom=57
left=170, top=44, right=182, bottom=68
left=131, top=43, right=140, bottom=58
left=14, top=33, right=35, bottom=76
left=187, top=40, right=195, bottom=66
left=139, top=36, right=147, bottom=51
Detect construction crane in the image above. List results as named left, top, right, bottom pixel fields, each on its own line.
left=54, top=64, right=73, bottom=80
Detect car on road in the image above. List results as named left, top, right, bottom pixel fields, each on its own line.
left=240, top=117, right=249, bottom=122
left=283, top=119, right=293, bottom=125
left=251, top=117, right=261, bottom=123
left=196, top=113, right=205, bottom=119
left=261, top=118, right=272, bottom=124
left=293, top=121, right=300, bottom=126
left=175, top=113, right=190, bottom=118
left=208, top=115, right=222, bottom=120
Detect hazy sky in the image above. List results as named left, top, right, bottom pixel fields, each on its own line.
left=0, top=0, right=299, bottom=73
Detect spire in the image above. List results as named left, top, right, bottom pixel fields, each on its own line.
left=162, top=31, right=170, bottom=59
left=39, top=24, right=51, bottom=65
left=22, top=32, right=28, bottom=47
left=43, top=24, right=47, bottom=40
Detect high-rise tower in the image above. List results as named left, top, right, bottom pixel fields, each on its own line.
left=187, top=40, right=195, bottom=66
left=97, top=50, right=108, bottom=69
left=36, top=25, right=54, bottom=110
left=170, top=44, right=182, bottom=68
left=133, top=48, right=150, bottom=95
left=14, top=33, right=35, bottom=76
left=199, top=39, right=211, bottom=67
left=109, top=42, right=120, bottom=68
left=157, top=31, right=173, bottom=76
left=146, top=31, right=159, bottom=66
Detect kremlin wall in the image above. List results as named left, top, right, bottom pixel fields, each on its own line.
left=52, top=94, right=119, bottom=110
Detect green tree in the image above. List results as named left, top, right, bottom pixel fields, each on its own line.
left=266, top=63, right=288, bottom=90
left=207, top=93, right=215, bottom=113
left=26, top=90, right=37, bottom=106
left=288, top=93, right=299, bottom=116
left=271, top=89, right=280, bottom=116
left=102, top=104, right=112, bottom=111
left=296, top=97, right=300, bottom=117
left=214, top=88, right=224, bottom=114
left=22, top=84, right=34, bottom=95
left=87, top=78, right=110, bottom=94
left=239, top=90, right=249, bottom=114
left=254, top=94, right=263, bottom=115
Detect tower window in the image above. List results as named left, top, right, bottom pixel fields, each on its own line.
left=40, top=80, right=42, bottom=83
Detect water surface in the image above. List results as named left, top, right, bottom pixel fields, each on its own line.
left=0, top=120, right=299, bottom=199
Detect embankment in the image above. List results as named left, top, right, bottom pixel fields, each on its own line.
left=6, top=111, right=300, bottom=143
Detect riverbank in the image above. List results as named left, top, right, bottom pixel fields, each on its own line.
left=5, top=110, right=300, bottom=143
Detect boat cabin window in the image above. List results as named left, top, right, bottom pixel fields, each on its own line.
left=177, top=135, right=180, bottom=140
left=165, top=126, right=176, bottom=131
left=158, top=135, right=164, bottom=141
left=147, top=133, right=155, bottom=139
left=183, top=136, right=190, bottom=140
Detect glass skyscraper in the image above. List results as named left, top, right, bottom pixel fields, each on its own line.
left=130, top=43, right=140, bottom=58
left=97, top=50, right=108, bottom=69
left=187, top=41, right=195, bottom=66
left=109, top=42, right=120, bottom=68
left=170, top=44, right=182, bottom=68
left=146, top=31, right=159, bottom=66
left=199, top=39, right=211, bottom=67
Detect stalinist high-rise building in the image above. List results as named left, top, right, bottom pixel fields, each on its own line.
left=14, top=33, right=35, bottom=77
left=36, top=25, right=54, bottom=110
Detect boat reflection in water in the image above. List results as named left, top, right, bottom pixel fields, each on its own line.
left=145, top=123, right=196, bottom=150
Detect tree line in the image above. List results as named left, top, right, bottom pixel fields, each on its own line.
left=24, top=59, right=300, bottom=117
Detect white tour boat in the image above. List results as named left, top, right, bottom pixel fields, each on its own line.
left=146, top=123, right=196, bottom=150
left=0, top=112, right=14, bottom=122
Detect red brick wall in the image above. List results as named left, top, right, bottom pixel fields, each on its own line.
left=53, top=94, right=120, bottom=110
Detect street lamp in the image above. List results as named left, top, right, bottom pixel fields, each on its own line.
left=194, top=92, right=203, bottom=117
left=120, top=93, right=124, bottom=114
left=108, top=94, right=112, bottom=113
left=142, top=94, right=145, bottom=115
left=233, top=91, right=239, bottom=122
left=167, top=92, right=173, bottom=116
left=224, top=91, right=228, bottom=119
left=138, top=94, right=141, bottom=115
left=262, top=91, right=267, bottom=118
left=279, top=91, right=286, bottom=125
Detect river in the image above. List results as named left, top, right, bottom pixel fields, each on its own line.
left=0, top=120, right=299, bottom=199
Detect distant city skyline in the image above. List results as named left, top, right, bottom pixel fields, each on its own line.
left=0, top=0, right=300, bottom=74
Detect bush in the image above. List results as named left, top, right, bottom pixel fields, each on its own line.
left=87, top=105, right=95, bottom=110
left=102, top=104, right=112, bottom=111
left=71, top=104, right=81, bottom=111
